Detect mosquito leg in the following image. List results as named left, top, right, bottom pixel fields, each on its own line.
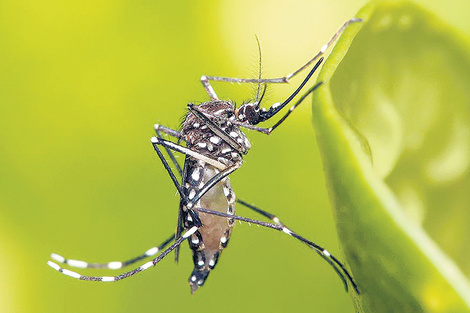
left=154, top=124, right=184, bottom=176
left=50, top=234, right=174, bottom=270
left=235, top=198, right=346, bottom=285
left=194, top=207, right=359, bottom=294
left=200, top=18, right=362, bottom=95
left=151, top=137, right=186, bottom=199
left=150, top=135, right=227, bottom=202
left=236, top=199, right=284, bottom=226
left=201, top=75, right=220, bottom=101
left=47, top=227, right=199, bottom=282
left=152, top=124, right=186, bottom=259
left=154, top=124, right=184, bottom=141
left=283, top=18, right=362, bottom=81
left=236, top=198, right=350, bottom=286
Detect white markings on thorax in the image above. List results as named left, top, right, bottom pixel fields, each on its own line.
left=210, top=136, right=221, bottom=145
left=214, top=108, right=228, bottom=115
left=221, top=147, right=232, bottom=154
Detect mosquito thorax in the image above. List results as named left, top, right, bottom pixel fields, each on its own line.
left=181, top=100, right=251, bottom=165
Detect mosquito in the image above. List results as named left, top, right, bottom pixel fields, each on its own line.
left=48, top=18, right=361, bottom=294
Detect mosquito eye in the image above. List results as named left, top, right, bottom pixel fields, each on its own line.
left=243, top=105, right=259, bottom=124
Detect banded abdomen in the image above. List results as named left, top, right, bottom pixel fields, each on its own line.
left=182, top=159, right=235, bottom=293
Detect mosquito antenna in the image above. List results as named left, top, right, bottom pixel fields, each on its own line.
left=258, top=83, right=267, bottom=105
left=254, top=34, right=263, bottom=106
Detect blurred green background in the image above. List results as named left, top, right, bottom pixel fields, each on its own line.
left=0, top=1, right=469, bottom=312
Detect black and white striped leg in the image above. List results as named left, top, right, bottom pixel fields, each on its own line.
left=47, top=227, right=199, bottom=282
left=235, top=199, right=351, bottom=289
left=235, top=200, right=351, bottom=292
left=236, top=199, right=283, bottom=226
left=49, top=234, right=175, bottom=271
left=151, top=125, right=186, bottom=262
left=199, top=18, right=362, bottom=100
left=193, top=207, right=359, bottom=294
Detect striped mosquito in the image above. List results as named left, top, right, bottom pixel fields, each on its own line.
left=48, top=18, right=361, bottom=294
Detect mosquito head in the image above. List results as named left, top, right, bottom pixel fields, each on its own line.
left=236, top=83, right=267, bottom=125
left=236, top=102, right=272, bottom=126
left=236, top=102, right=258, bottom=124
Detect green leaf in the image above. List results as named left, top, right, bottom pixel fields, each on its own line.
left=312, top=1, right=470, bottom=312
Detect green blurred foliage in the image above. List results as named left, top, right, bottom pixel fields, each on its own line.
left=0, top=1, right=469, bottom=313
left=313, top=0, right=470, bottom=312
